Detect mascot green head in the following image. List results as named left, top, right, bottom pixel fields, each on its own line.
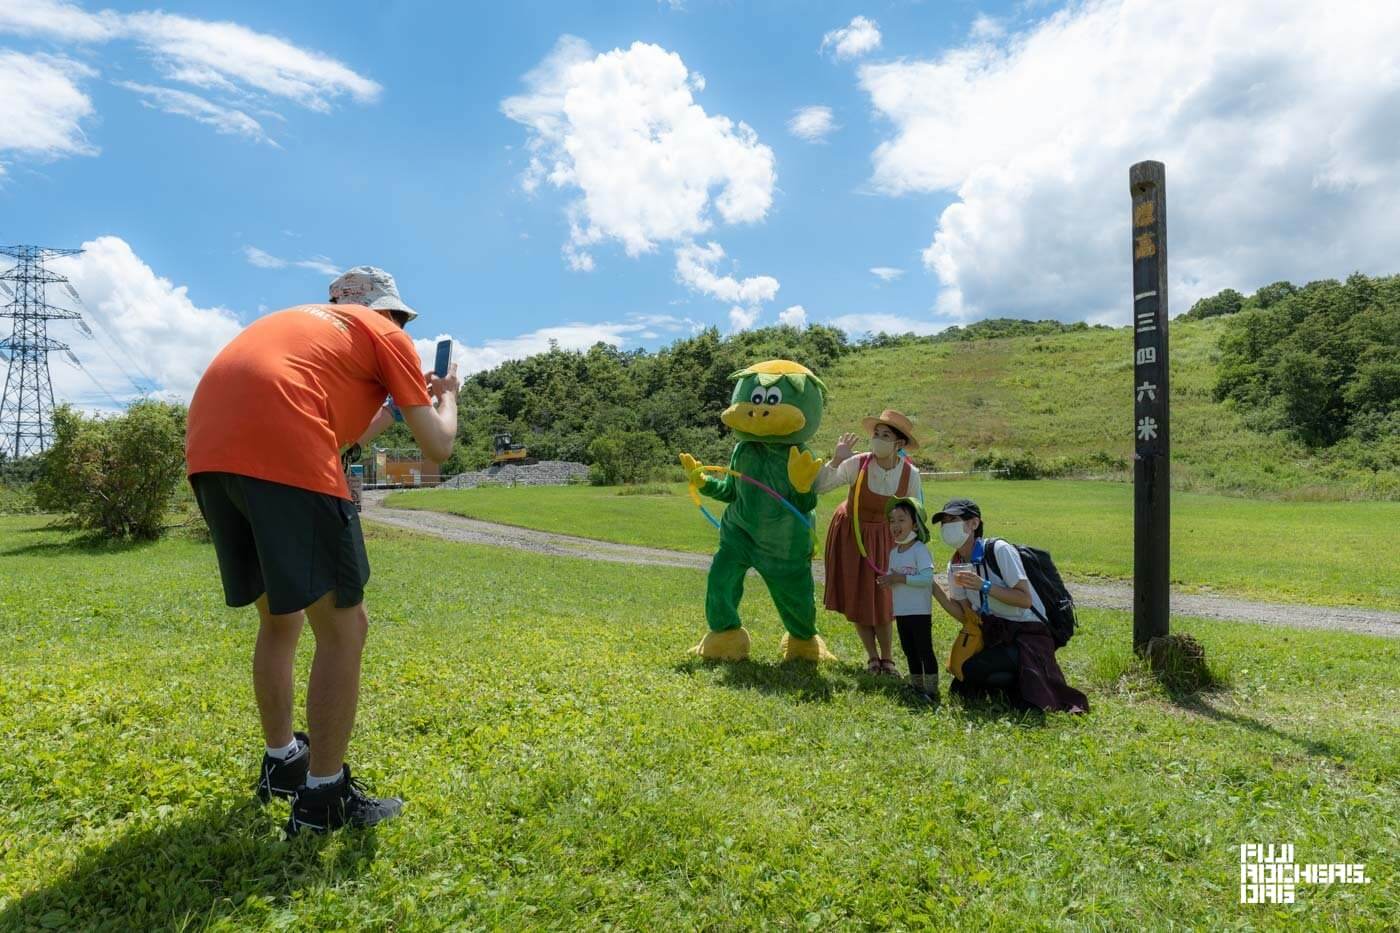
left=721, top=360, right=826, bottom=446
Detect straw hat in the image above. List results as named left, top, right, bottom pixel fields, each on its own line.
left=860, top=409, right=920, bottom=450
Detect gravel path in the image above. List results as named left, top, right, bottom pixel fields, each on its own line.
left=363, top=494, right=1400, bottom=638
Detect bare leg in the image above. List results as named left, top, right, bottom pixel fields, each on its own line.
left=854, top=623, right=879, bottom=662
left=253, top=595, right=305, bottom=748
left=875, top=621, right=894, bottom=662
left=304, top=593, right=369, bottom=777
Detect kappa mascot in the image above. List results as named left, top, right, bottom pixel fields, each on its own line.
left=678, top=360, right=837, bottom=662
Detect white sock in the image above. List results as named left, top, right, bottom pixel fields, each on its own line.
left=305, top=770, right=343, bottom=790
left=265, top=738, right=301, bottom=760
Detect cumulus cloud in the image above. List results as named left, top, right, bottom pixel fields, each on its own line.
left=0, top=51, right=96, bottom=173
left=42, top=236, right=243, bottom=408
left=501, top=36, right=776, bottom=269
left=117, top=81, right=273, bottom=145
left=861, top=0, right=1400, bottom=322
left=242, top=246, right=339, bottom=276
left=674, top=241, right=779, bottom=306
left=822, top=16, right=882, bottom=60
left=0, top=1, right=378, bottom=156
left=778, top=305, right=808, bottom=327
left=788, top=105, right=837, bottom=142
left=727, top=306, right=760, bottom=333
left=869, top=266, right=904, bottom=282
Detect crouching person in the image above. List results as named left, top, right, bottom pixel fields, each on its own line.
left=186, top=267, right=460, bottom=834
left=934, top=498, right=1088, bottom=714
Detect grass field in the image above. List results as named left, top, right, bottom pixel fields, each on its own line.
left=812, top=318, right=1393, bottom=500
left=387, top=480, right=1400, bottom=610
left=1, top=516, right=1396, bottom=929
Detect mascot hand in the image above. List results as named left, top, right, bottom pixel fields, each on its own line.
left=679, top=452, right=705, bottom=486
left=787, top=447, right=824, bottom=493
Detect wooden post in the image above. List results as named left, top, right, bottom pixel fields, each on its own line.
left=1130, top=161, right=1170, bottom=652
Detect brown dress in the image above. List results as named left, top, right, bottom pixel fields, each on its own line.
left=823, top=454, right=913, bottom=627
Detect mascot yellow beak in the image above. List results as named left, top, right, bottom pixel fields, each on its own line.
left=721, top=402, right=807, bottom=436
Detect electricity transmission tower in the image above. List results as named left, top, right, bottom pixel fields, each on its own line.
left=0, top=245, right=83, bottom=458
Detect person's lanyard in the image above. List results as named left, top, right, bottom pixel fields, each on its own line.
left=971, top=538, right=989, bottom=615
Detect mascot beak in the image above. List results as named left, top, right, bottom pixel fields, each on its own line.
left=721, top=402, right=807, bottom=436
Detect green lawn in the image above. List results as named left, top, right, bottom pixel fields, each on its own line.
left=1, top=515, right=1395, bottom=929
left=388, top=480, right=1400, bottom=610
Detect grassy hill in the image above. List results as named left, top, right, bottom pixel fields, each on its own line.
left=815, top=317, right=1390, bottom=500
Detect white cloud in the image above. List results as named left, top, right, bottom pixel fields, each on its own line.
left=45, top=236, right=242, bottom=408
left=970, top=14, right=1006, bottom=40
left=869, top=266, right=904, bottom=282
left=675, top=241, right=779, bottom=305
left=727, top=306, right=759, bottom=333
left=788, top=105, right=837, bottom=142
left=117, top=81, right=273, bottom=145
left=778, top=305, right=807, bottom=327
left=822, top=16, right=882, bottom=60
left=0, top=1, right=120, bottom=42
left=243, top=245, right=339, bottom=276
left=0, top=2, right=378, bottom=157
left=0, top=52, right=96, bottom=173
left=122, top=12, right=381, bottom=112
left=828, top=313, right=945, bottom=337
left=861, top=0, right=1400, bottom=322
left=502, top=36, right=776, bottom=269
left=412, top=321, right=651, bottom=377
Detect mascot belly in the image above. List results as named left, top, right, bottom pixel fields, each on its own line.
left=678, top=360, right=836, bottom=662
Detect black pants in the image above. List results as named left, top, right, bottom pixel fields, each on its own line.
left=895, top=614, right=938, bottom=685
left=960, top=642, right=1020, bottom=689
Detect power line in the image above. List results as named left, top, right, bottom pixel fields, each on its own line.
left=0, top=245, right=82, bottom=457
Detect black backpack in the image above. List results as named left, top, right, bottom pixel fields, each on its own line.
left=981, top=538, right=1077, bottom=648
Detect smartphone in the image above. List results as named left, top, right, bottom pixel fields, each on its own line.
left=433, top=339, right=453, bottom=377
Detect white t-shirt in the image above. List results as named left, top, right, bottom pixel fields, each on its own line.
left=946, top=538, right=1045, bottom=623
left=814, top=454, right=923, bottom=501
left=887, top=540, right=934, bottom=617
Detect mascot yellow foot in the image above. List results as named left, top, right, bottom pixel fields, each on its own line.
left=780, top=633, right=837, bottom=662
left=693, top=627, right=752, bottom=661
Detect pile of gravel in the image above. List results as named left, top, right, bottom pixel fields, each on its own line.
left=436, top=459, right=590, bottom=489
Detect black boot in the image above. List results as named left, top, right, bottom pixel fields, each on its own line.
left=285, top=765, right=403, bottom=836
left=255, top=732, right=309, bottom=803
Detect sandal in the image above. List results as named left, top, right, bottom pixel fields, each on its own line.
left=878, top=658, right=900, bottom=677
left=866, top=658, right=882, bottom=674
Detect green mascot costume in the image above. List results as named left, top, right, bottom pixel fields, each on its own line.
left=678, top=360, right=837, bottom=662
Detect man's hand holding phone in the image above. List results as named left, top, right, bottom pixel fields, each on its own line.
left=426, top=363, right=459, bottom=402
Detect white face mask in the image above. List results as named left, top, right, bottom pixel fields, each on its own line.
left=869, top=436, right=896, bottom=459
left=894, top=530, right=917, bottom=545
left=940, top=521, right=969, bottom=548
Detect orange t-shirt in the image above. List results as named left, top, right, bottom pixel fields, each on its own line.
left=187, top=304, right=431, bottom=498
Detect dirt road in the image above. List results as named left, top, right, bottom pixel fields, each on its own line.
left=362, top=494, right=1400, bottom=639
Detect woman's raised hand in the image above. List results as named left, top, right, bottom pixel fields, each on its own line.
left=833, top=432, right=858, bottom=464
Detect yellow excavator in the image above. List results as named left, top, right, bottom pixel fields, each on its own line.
left=491, top=431, right=534, bottom=466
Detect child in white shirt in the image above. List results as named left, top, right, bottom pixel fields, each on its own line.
left=877, top=497, right=942, bottom=699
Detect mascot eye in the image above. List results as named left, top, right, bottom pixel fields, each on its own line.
left=764, top=387, right=783, bottom=405
left=750, top=388, right=765, bottom=405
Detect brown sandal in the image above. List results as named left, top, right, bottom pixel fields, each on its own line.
left=866, top=658, right=882, bottom=674
left=878, top=658, right=900, bottom=677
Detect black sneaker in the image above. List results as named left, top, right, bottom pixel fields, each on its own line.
left=285, top=765, right=403, bottom=836
left=255, top=732, right=310, bottom=803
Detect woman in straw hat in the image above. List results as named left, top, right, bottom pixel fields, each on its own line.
left=813, top=410, right=923, bottom=674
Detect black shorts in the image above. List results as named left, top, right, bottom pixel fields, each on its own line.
left=190, top=472, right=371, bottom=615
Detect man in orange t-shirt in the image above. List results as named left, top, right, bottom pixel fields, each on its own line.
left=187, top=266, right=459, bottom=835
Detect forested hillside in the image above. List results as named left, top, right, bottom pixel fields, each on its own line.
left=367, top=275, right=1398, bottom=500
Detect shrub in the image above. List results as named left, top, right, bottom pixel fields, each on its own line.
left=586, top=429, right=668, bottom=486
left=34, top=401, right=188, bottom=540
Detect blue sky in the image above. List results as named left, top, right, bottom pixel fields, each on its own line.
left=3, top=0, right=1399, bottom=406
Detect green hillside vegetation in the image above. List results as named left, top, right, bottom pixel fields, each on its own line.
left=334, top=274, right=1400, bottom=501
